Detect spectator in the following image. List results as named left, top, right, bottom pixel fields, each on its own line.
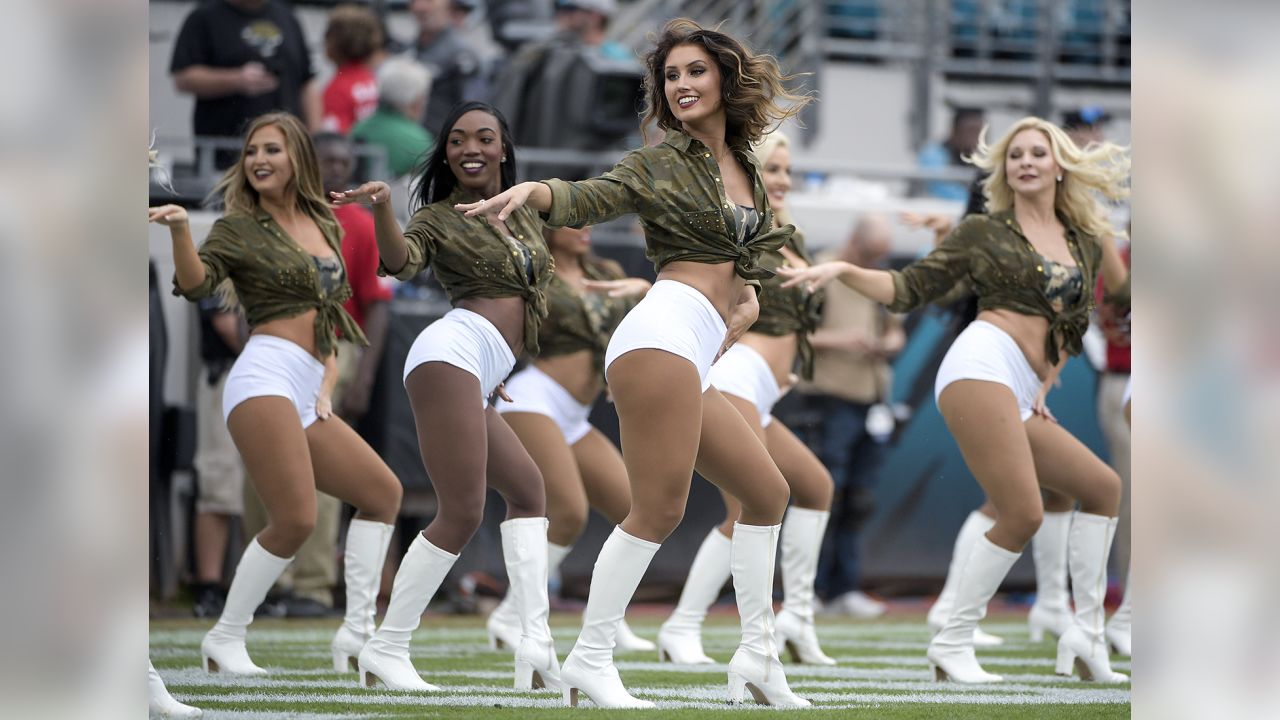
left=491, top=0, right=638, bottom=179
left=406, top=0, right=488, bottom=134
left=190, top=299, right=249, bottom=619
left=313, top=132, right=394, bottom=426
left=803, top=214, right=904, bottom=618
left=321, top=3, right=384, bottom=134
left=170, top=0, right=320, bottom=169
left=917, top=107, right=984, bottom=200
left=449, top=0, right=478, bottom=30
left=1062, top=105, right=1112, bottom=148
left=350, top=57, right=435, bottom=179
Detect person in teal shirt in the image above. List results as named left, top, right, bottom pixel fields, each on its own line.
left=351, top=56, right=433, bottom=178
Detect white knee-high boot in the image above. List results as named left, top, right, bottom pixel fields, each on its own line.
left=201, top=538, right=292, bottom=675
left=1056, top=513, right=1128, bottom=682
left=149, top=661, right=203, bottom=718
left=357, top=534, right=457, bottom=691
left=487, top=540, right=571, bottom=652
left=657, top=527, right=730, bottom=664
left=928, top=510, right=1005, bottom=647
left=501, top=518, right=563, bottom=691
left=773, top=507, right=836, bottom=665
left=1106, top=571, right=1132, bottom=657
left=1028, top=511, right=1073, bottom=642
left=560, top=527, right=659, bottom=708
left=727, top=523, right=810, bottom=707
left=332, top=519, right=395, bottom=672
left=926, top=535, right=1020, bottom=683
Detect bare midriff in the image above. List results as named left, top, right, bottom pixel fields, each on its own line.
left=535, top=350, right=601, bottom=406
left=457, top=296, right=527, bottom=358
left=977, top=308, right=1057, bottom=379
left=737, top=332, right=798, bottom=390
left=657, top=259, right=744, bottom=325
left=254, top=310, right=323, bottom=360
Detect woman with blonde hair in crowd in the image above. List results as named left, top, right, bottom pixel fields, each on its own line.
left=151, top=112, right=402, bottom=676
left=457, top=18, right=813, bottom=708
left=657, top=129, right=837, bottom=667
left=781, top=116, right=1131, bottom=684
left=486, top=223, right=656, bottom=655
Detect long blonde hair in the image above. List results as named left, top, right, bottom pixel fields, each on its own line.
left=750, top=130, right=796, bottom=230
left=209, top=112, right=336, bottom=227
left=206, top=112, right=337, bottom=309
left=970, top=116, right=1129, bottom=240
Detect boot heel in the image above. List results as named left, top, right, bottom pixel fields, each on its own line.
left=929, top=662, right=946, bottom=682
left=514, top=659, right=533, bottom=690
left=360, top=668, right=378, bottom=688
left=727, top=671, right=746, bottom=704
left=1055, top=643, right=1076, bottom=676
left=1029, top=624, right=1045, bottom=643
left=202, top=654, right=216, bottom=673
left=333, top=649, right=355, bottom=673
left=488, top=630, right=506, bottom=651
left=562, top=686, right=579, bottom=707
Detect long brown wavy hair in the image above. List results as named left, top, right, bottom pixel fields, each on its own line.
left=641, top=18, right=812, bottom=145
left=209, top=112, right=336, bottom=229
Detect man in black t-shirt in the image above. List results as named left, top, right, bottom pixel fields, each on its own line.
left=170, top=0, right=319, bottom=169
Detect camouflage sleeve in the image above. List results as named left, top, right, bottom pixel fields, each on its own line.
left=541, top=150, right=648, bottom=229
left=886, top=216, right=980, bottom=313
left=380, top=208, right=438, bottom=281
left=172, top=218, right=240, bottom=300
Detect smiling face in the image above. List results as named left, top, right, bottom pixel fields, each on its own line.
left=547, top=225, right=592, bottom=258
left=761, top=143, right=792, bottom=211
left=243, top=124, right=294, bottom=199
left=663, top=43, right=723, bottom=128
left=445, top=109, right=505, bottom=197
left=1004, top=128, right=1061, bottom=198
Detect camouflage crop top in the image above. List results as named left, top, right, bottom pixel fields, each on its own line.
left=540, top=129, right=792, bottom=284
left=537, top=260, right=637, bottom=376
left=173, top=208, right=367, bottom=359
left=752, top=225, right=824, bottom=379
left=888, top=210, right=1101, bottom=365
left=379, top=185, right=554, bottom=356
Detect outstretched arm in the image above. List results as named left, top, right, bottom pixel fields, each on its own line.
left=777, top=261, right=897, bottom=305
left=455, top=181, right=552, bottom=221
left=331, top=181, right=410, bottom=274
left=149, top=204, right=206, bottom=292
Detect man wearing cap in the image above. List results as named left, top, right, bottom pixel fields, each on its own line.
left=405, top=0, right=488, bottom=133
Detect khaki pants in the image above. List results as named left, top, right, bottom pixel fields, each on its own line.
left=1097, top=371, right=1131, bottom=586
left=242, top=341, right=365, bottom=605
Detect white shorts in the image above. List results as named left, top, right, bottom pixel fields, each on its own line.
left=404, top=307, right=517, bottom=406
left=223, top=335, right=325, bottom=428
left=495, top=364, right=594, bottom=445
left=604, top=279, right=726, bottom=392
left=935, top=320, right=1041, bottom=422
left=709, top=343, right=780, bottom=428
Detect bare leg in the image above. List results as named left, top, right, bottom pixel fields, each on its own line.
left=305, top=416, right=402, bottom=523
left=505, top=412, right=585, bottom=545
left=695, top=388, right=789, bottom=527
left=572, top=428, right=633, bottom=526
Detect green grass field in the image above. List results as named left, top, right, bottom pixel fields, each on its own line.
left=150, top=611, right=1131, bottom=718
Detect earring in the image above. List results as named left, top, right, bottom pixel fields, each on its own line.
left=1056, top=174, right=1064, bottom=182
left=502, top=155, right=508, bottom=162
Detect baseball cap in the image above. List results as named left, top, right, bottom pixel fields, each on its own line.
left=556, top=0, right=617, bottom=16
left=1062, top=105, right=1112, bottom=129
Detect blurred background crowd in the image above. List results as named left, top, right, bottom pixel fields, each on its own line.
left=148, top=0, right=1130, bottom=623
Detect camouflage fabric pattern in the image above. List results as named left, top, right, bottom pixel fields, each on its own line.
left=173, top=208, right=367, bottom=359
left=541, top=129, right=793, bottom=282
left=888, top=209, right=1102, bottom=365
left=752, top=225, right=825, bottom=379
left=537, top=260, right=636, bottom=375
left=379, top=185, right=553, bottom=355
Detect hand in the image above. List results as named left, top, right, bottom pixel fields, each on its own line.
left=1031, top=385, right=1057, bottom=423
left=778, top=372, right=800, bottom=398
left=490, top=382, right=513, bottom=404
left=315, top=393, right=333, bottom=421
left=777, top=261, right=850, bottom=293
left=330, top=181, right=391, bottom=207
left=239, top=62, right=279, bottom=96
left=582, top=278, right=651, bottom=298
left=455, top=183, right=534, bottom=222
left=148, top=204, right=189, bottom=227
left=715, top=286, right=760, bottom=362
left=899, top=210, right=954, bottom=237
